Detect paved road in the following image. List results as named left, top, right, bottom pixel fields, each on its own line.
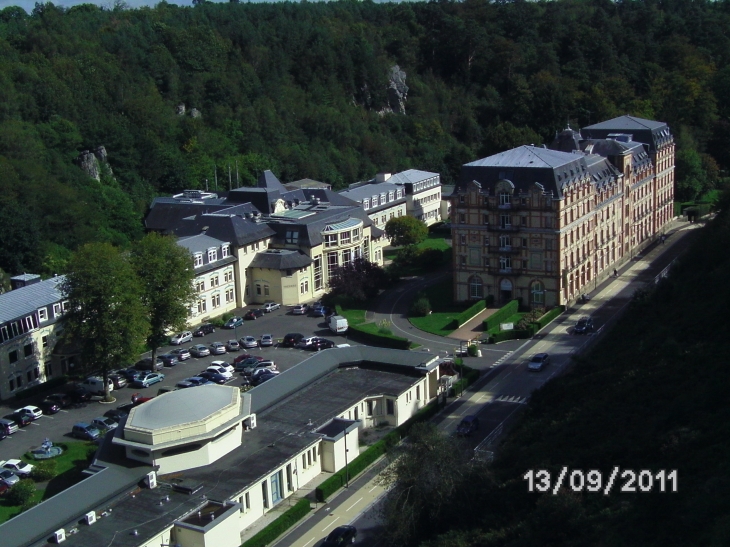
left=274, top=218, right=704, bottom=547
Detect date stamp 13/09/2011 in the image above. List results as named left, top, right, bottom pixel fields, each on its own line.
left=523, top=467, right=678, bottom=495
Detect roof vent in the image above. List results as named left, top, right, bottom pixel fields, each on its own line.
left=170, top=479, right=204, bottom=495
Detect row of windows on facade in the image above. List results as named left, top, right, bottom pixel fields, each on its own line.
left=193, top=245, right=230, bottom=268
left=457, top=193, right=550, bottom=207
left=195, top=270, right=234, bottom=292
left=413, top=191, right=441, bottom=207
left=457, top=212, right=555, bottom=229
left=324, top=227, right=362, bottom=248
left=5, top=336, right=48, bottom=365
left=195, top=289, right=236, bottom=314
left=0, top=302, right=67, bottom=344
left=468, top=276, right=545, bottom=302
left=372, top=210, right=401, bottom=226
left=459, top=235, right=556, bottom=250
left=459, top=254, right=557, bottom=272
left=362, top=189, right=403, bottom=210
left=8, top=366, right=41, bottom=392
left=417, top=210, right=440, bottom=222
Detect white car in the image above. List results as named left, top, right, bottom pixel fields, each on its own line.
left=206, top=365, right=233, bottom=379
left=2, top=459, right=34, bottom=477
left=291, top=304, right=308, bottom=315
left=241, top=336, right=258, bottom=349
left=16, top=405, right=43, bottom=421
left=262, top=302, right=280, bottom=313
left=170, top=331, right=193, bottom=345
left=296, top=336, right=317, bottom=348
left=91, top=417, right=118, bottom=431
left=210, top=360, right=235, bottom=374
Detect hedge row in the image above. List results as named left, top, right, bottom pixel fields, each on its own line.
left=534, top=306, right=565, bottom=329
left=14, top=376, right=68, bottom=401
left=488, top=329, right=534, bottom=344
left=347, top=323, right=411, bottom=349
left=452, top=299, right=486, bottom=329
left=240, top=498, right=311, bottom=547
left=484, top=300, right=519, bottom=331
left=315, top=365, right=478, bottom=502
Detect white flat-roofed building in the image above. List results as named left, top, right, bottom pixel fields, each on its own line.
left=113, top=385, right=250, bottom=474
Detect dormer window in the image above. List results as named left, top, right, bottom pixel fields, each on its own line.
left=363, top=199, right=370, bottom=210
left=221, top=245, right=230, bottom=258
left=208, top=248, right=217, bottom=262
left=388, top=191, right=394, bottom=201
left=38, top=308, right=48, bottom=322
left=194, top=253, right=203, bottom=267
left=286, top=230, right=299, bottom=244
left=372, top=195, right=379, bottom=206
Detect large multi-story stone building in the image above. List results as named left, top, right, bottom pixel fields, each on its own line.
left=451, top=115, right=674, bottom=307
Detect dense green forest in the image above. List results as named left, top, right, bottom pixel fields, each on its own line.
left=0, top=0, right=729, bottom=277
left=380, top=202, right=730, bottom=547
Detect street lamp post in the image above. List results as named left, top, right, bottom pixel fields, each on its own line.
left=344, top=431, right=349, bottom=488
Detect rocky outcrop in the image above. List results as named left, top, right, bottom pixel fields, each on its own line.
left=189, top=108, right=202, bottom=118
left=387, top=65, right=408, bottom=114
left=74, top=146, right=113, bottom=181
left=176, top=103, right=186, bottom=115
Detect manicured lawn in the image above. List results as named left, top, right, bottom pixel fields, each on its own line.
left=0, top=441, right=96, bottom=524
left=408, top=277, right=472, bottom=336
left=336, top=306, right=367, bottom=326
left=384, top=234, right=450, bottom=260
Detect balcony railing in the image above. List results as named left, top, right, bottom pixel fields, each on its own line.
left=488, top=224, right=521, bottom=232
left=497, top=245, right=520, bottom=254
left=488, top=267, right=522, bottom=276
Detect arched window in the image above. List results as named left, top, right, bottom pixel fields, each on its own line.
left=469, top=276, right=483, bottom=299
left=531, top=281, right=544, bottom=305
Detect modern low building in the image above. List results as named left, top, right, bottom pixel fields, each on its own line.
left=450, top=115, right=674, bottom=306
left=0, top=275, right=67, bottom=402
left=0, top=346, right=446, bottom=547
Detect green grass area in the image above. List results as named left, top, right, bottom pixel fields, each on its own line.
left=408, top=277, right=471, bottom=336
left=384, top=234, right=450, bottom=260
left=485, top=312, right=526, bottom=334
left=0, top=441, right=96, bottom=524
left=336, top=306, right=367, bottom=326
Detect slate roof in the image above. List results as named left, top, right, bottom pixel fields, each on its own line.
left=386, top=169, right=439, bottom=185
left=144, top=198, right=234, bottom=232
left=338, top=181, right=403, bottom=204
left=173, top=214, right=276, bottom=247
left=257, top=169, right=288, bottom=192
left=582, top=115, right=673, bottom=152
left=176, top=233, right=228, bottom=255
left=248, top=250, right=313, bottom=270
left=0, top=275, right=65, bottom=324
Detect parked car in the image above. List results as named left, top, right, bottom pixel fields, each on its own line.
left=117, top=368, right=143, bottom=382
left=291, top=304, right=308, bottom=315
left=170, top=331, right=193, bottom=345
left=574, top=316, right=594, bottom=334
left=250, top=366, right=279, bottom=379
left=244, top=309, right=265, bottom=320
left=296, top=336, right=318, bottom=349
left=226, top=339, right=241, bottom=352
left=241, top=360, right=277, bottom=377
left=193, top=323, right=216, bottom=337
left=38, top=400, right=61, bottom=415
left=91, top=417, right=118, bottom=431
left=198, top=371, right=229, bottom=385
left=133, top=372, right=165, bottom=388
left=223, top=316, right=244, bottom=329
left=64, top=385, right=93, bottom=404
left=234, top=353, right=265, bottom=364
left=1, top=459, right=34, bottom=477
left=3, top=413, right=31, bottom=428
left=456, top=415, right=480, bottom=436
left=527, top=353, right=551, bottom=371
left=0, top=469, right=19, bottom=487
left=0, top=419, right=18, bottom=436
left=169, top=348, right=191, bottom=361
left=322, top=525, right=357, bottom=547
left=209, top=341, right=227, bottom=355
left=311, top=337, right=336, bottom=350
left=46, top=393, right=73, bottom=408
left=259, top=334, right=274, bottom=347
left=80, top=376, right=114, bottom=395
left=158, top=354, right=179, bottom=367
left=261, top=301, right=280, bottom=313
left=311, top=304, right=329, bottom=317
left=15, top=405, right=43, bottom=421
left=235, top=357, right=266, bottom=372
left=206, top=365, right=233, bottom=379
left=210, top=360, right=235, bottom=374
left=108, top=373, right=128, bottom=389
left=240, top=336, right=258, bottom=349
left=251, top=371, right=278, bottom=386
left=177, top=376, right=211, bottom=389
left=190, top=344, right=211, bottom=358
left=134, top=357, right=164, bottom=372
left=282, top=333, right=304, bottom=347
left=72, top=422, right=101, bottom=441
left=103, top=407, right=130, bottom=423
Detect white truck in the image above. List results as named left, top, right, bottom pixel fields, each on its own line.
left=328, top=315, right=349, bottom=334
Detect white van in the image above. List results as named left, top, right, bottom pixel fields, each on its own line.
left=328, top=315, right=349, bottom=334
left=80, top=377, right=114, bottom=395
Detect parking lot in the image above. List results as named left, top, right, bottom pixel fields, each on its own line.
left=0, top=305, right=355, bottom=462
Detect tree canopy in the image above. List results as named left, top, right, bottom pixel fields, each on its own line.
left=385, top=216, right=428, bottom=248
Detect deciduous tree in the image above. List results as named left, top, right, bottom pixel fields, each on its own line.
left=61, top=243, right=149, bottom=401
left=384, top=216, right=428, bottom=248
left=131, top=232, right=196, bottom=367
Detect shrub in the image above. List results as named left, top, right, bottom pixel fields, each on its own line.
left=241, top=498, right=311, bottom=547
left=453, top=299, right=486, bottom=328
left=417, top=248, right=444, bottom=268
left=410, top=297, right=431, bottom=317
left=377, top=319, right=393, bottom=335
left=32, top=459, right=59, bottom=482
left=484, top=300, right=519, bottom=331
left=7, top=479, right=36, bottom=506
left=467, top=344, right=478, bottom=357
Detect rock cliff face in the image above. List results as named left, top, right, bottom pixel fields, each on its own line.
left=387, top=65, right=408, bottom=114
left=74, top=146, right=113, bottom=181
